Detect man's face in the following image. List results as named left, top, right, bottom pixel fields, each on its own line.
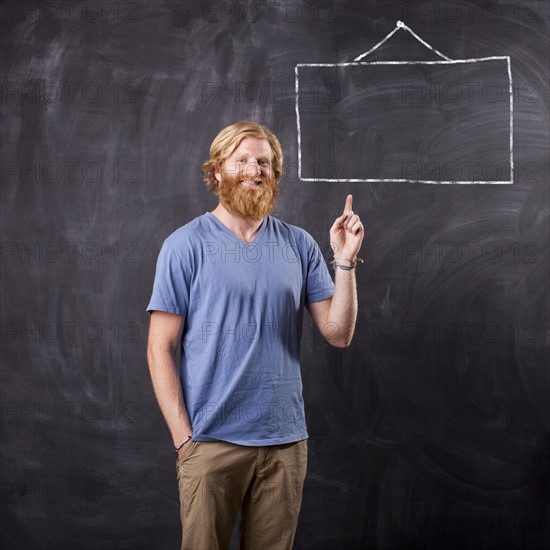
left=214, top=137, right=279, bottom=221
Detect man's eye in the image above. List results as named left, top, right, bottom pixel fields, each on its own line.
left=235, top=158, right=269, bottom=165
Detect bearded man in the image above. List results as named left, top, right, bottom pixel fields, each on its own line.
left=146, top=121, right=363, bottom=550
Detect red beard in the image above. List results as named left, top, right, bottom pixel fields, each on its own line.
left=217, top=169, right=280, bottom=221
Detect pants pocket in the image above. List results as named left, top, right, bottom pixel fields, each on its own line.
left=176, top=441, right=199, bottom=472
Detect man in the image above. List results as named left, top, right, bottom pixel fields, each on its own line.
left=146, top=121, right=363, bottom=550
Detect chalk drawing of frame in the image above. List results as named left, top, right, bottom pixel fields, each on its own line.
left=295, top=21, right=514, bottom=184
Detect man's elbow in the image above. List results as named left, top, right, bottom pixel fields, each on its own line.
left=321, top=323, right=354, bottom=348
left=146, top=346, right=157, bottom=369
left=147, top=342, right=177, bottom=367
left=327, top=337, right=352, bottom=349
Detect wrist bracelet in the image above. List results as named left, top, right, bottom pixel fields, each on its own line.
left=330, top=256, right=364, bottom=270
left=175, top=434, right=192, bottom=452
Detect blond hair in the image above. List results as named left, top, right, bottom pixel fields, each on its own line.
left=202, top=121, right=284, bottom=193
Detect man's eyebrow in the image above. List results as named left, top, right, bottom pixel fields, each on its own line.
left=233, top=155, right=271, bottom=161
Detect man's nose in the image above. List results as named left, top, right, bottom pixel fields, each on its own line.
left=243, top=162, right=262, bottom=178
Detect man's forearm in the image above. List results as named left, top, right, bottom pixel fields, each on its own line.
left=147, top=349, right=193, bottom=446
left=326, top=265, right=358, bottom=347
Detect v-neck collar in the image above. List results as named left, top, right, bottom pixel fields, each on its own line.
left=205, top=211, right=269, bottom=245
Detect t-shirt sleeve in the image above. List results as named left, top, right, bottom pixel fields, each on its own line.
left=146, top=241, right=191, bottom=316
left=305, top=235, right=335, bottom=303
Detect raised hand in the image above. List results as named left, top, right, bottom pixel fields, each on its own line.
left=329, top=194, right=364, bottom=260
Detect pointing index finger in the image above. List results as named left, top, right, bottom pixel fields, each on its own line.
left=344, top=194, right=353, bottom=213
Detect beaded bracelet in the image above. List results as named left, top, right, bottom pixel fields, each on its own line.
left=330, top=256, right=364, bottom=270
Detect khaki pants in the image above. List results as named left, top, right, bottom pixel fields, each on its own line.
left=176, top=439, right=308, bottom=550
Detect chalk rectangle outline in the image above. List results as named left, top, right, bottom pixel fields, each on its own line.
left=295, top=56, right=513, bottom=184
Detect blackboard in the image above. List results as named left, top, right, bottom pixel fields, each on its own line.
left=1, top=1, right=549, bottom=548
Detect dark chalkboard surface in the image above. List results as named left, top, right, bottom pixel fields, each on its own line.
left=1, top=1, right=549, bottom=548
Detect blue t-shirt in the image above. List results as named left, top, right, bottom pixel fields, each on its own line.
left=146, top=211, right=334, bottom=445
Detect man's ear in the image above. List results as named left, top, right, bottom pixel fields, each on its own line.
left=214, top=162, right=222, bottom=183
